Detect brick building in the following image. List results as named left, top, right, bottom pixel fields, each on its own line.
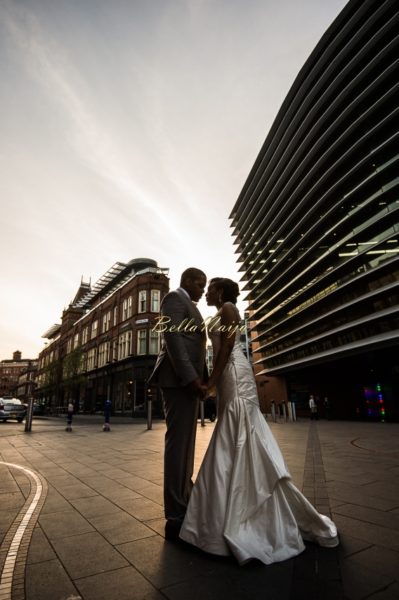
left=0, top=351, right=37, bottom=398
left=16, top=362, right=38, bottom=402
left=36, top=258, right=169, bottom=415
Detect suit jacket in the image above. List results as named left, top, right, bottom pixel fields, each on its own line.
left=149, top=289, right=207, bottom=388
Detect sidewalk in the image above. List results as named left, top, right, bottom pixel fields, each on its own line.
left=0, top=417, right=398, bottom=600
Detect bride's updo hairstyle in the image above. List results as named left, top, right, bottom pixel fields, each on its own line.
left=210, top=278, right=240, bottom=304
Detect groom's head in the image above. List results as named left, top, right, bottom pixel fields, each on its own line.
left=180, top=268, right=207, bottom=302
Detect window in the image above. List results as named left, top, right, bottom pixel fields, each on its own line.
left=112, top=338, right=118, bottom=361
left=151, top=289, right=160, bottom=312
left=137, top=329, right=147, bottom=355
left=118, top=331, right=132, bottom=359
left=149, top=330, right=160, bottom=354
left=98, top=342, right=110, bottom=366
left=138, top=290, right=147, bottom=313
left=122, top=298, right=128, bottom=321
left=102, top=311, right=111, bottom=333
left=73, top=333, right=79, bottom=349
left=113, top=306, right=118, bottom=326
left=91, top=320, right=98, bottom=339
left=122, top=297, right=132, bottom=321
left=82, top=327, right=88, bottom=345
left=87, top=348, right=97, bottom=371
left=66, top=338, right=72, bottom=353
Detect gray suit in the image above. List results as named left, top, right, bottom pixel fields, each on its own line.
left=150, top=288, right=207, bottom=521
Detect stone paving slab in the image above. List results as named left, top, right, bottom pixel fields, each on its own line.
left=0, top=417, right=399, bottom=600
left=74, top=565, right=164, bottom=600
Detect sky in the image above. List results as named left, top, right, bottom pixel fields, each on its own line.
left=0, top=0, right=348, bottom=359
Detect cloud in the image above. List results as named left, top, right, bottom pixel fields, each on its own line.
left=2, top=1, right=190, bottom=243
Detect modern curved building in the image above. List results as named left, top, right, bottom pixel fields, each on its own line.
left=230, top=0, right=399, bottom=420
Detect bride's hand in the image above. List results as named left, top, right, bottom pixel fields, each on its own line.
left=206, top=382, right=217, bottom=397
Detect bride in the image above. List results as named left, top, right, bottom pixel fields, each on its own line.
left=179, top=277, right=338, bottom=565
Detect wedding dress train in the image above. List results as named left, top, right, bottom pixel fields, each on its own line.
left=179, top=318, right=338, bottom=565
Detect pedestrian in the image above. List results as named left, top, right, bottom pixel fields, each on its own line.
left=309, top=395, right=318, bottom=420
left=323, top=396, right=330, bottom=419
left=149, top=267, right=208, bottom=541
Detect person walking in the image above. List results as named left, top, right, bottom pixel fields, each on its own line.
left=309, top=395, right=318, bottom=420
left=149, top=267, right=207, bottom=540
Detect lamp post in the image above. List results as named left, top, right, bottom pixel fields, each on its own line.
left=24, top=397, right=34, bottom=433
left=24, top=381, right=38, bottom=433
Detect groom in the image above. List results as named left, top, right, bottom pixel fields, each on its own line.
left=150, top=267, right=207, bottom=540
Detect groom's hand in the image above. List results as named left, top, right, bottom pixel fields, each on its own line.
left=186, top=377, right=206, bottom=399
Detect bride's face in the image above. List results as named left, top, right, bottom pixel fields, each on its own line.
left=206, top=283, right=219, bottom=306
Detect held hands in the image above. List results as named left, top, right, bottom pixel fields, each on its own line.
left=205, top=383, right=217, bottom=398
left=200, top=379, right=216, bottom=400
left=187, top=377, right=207, bottom=399
left=186, top=378, right=217, bottom=400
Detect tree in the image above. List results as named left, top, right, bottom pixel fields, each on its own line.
left=61, top=348, right=85, bottom=406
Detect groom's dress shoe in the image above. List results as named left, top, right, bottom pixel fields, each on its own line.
left=165, top=519, right=182, bottom=541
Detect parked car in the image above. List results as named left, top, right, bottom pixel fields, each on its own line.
left=0, top=397, right=27, bottom=422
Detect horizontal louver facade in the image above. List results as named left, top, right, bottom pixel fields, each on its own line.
left=230, top=0, right=399, bottom=419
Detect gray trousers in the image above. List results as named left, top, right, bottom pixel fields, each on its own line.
left=162, top=387, right=199, bottom=521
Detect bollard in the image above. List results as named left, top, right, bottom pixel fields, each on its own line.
left=147, top=397, right=152, bottom=430
left=103, top=398, right=112, bottom=431
left=65, top=402, right=74, bottom=432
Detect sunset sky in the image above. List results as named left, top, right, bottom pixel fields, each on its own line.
left=0, top=0, right=347, bottom=359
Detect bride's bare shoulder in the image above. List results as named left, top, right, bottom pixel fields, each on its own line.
left=220, top=302, right=240, bottom=322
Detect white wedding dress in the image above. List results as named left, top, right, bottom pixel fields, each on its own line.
left=179, top=305, right=338, bottom=565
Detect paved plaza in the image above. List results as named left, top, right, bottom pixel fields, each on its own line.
left=0, top=415, right=398, bottom=600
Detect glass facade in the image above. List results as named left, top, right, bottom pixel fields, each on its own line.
left=230, top=0, right=399, bottom=420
